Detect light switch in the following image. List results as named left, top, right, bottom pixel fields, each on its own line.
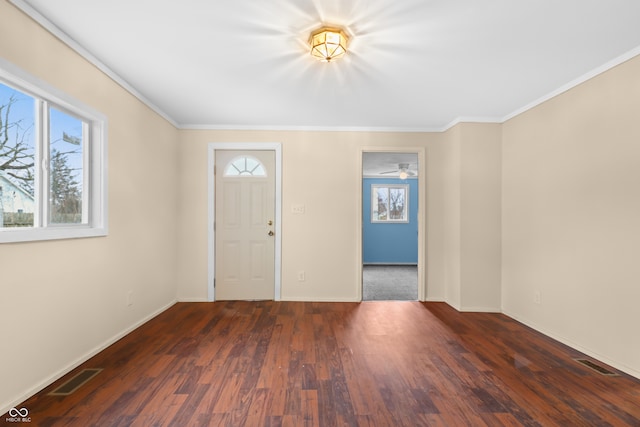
left=291, top=204, right=305, bottom=214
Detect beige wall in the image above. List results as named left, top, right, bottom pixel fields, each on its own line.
left=441, top=125, right=462, bottom=307
left=440, top=123, right=502, bottom=312
left=0, top=2, right=179, bottom=412
left=3, top=0, right=639, bottom=413
left=460, top=123, right=502, bottom=311
left=502, top=54, right=640, bottom=377
left=176, top=130, right=448, bottom=302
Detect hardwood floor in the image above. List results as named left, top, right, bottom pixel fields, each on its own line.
left=7, top=301, right=640, bottom=426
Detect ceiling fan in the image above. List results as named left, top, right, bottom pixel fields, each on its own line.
left=380, top=163, right=415, bottom=179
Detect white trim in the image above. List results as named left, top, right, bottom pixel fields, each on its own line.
left=142, top=47, right=640, bottom=132
left=0, top=57, right=108, bottom=243
left=359, top=147, right=427, bottom=301
left=10, top=0, right=640, bottom=133
left=370, top=183, right=410, bottom=223
left=502, top=45, right=640, bottom=123
left=176, top=297, right=209, bottom=303
left=442, top=116, right=504, bottom=131
left=8, top=0, right=178, bottom=128
left=0, top=300, right=176, bottom=416
left=207, top=146, right=216, bottom=301
left=207, top=143, right=282, bottom=302
left=459, top=306, right=502, bottom=313
left=182, top=123, right=447, bottom=133
left=503, top=309, right=640, bottom=380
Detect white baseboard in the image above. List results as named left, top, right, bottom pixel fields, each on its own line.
left=177, top=297, right=209, bottom=302
left=1, top=299, right=177, bottom=415
left=502, top=309, right=640, bottom=381
left=438, top=301, right=639, bottom=379
left=459, top=305, right=502, bottom=313
left=444, top=301, right=462, bottom=311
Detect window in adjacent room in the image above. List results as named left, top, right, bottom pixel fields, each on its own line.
left=371, top=184, right=409, bottom=222
left=0, top=59, right=107, bottom=243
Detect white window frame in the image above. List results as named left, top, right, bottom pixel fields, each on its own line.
left=371, top=184, right=409, bottom=223
left=0, top=58, right=107, bottom=243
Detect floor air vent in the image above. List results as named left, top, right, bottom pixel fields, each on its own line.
left=574, top=359, right=618, bottom=376
left=49, top=368, right=103, bottom=396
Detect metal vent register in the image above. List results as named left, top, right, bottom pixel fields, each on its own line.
left=49, top=369, right=103, bottom=396
left=574, top=359, right=619, bottom=376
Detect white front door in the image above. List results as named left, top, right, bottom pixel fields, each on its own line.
left=215, top=150, right=276, bottom=300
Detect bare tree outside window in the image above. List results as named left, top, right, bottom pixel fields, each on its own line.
left=0, top=83, right=85, bottom=228
left=389, top=188, right=405, bottom=220
left=376, top=187, right=388, bottom=220
left=0, top=86, right=35, bottom=227
left=49, top=107, right=84, bottom=224
left=0, top=90, right=35, bottom=195
left=371, top=185, right=409, bottom=223
left=0, top=62, right=107, bottom=243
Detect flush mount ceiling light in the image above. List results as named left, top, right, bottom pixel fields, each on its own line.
left=380, top=163, right=416, bottom=180
left=309, top=26, right=349, bottom=63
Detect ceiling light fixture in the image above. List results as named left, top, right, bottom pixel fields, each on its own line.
left=397, top=164, right=410, bottom=180
left=309, top=26, right=349, bottom=63
left=380, top=163, right=415, bottom=179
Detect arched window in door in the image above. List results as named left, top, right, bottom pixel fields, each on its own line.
left=223, top=155, right=267, bottom=177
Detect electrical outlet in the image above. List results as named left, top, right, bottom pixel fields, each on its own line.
left=127, top=290, right=134, bottom=306
left=297, top=271, right=306, bottom=281
left=534, top=290, right=541, bottom=305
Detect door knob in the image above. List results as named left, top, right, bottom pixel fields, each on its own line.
left=268, top=230, right=274, bottom=236
left=267, top=220, right=273, bottom=225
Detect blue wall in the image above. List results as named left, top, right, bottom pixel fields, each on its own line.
left=363, top=177, right=418, bottom=264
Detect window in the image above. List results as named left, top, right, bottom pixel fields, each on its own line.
left=0, top=58, right=107, bottom=243
left=371, top=184, right=409, bottom=222
left=223, top=156, right=266, bottom=177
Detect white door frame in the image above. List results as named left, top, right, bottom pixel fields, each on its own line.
left=208, top=142, right=282, bottom=301
left=358, top=147, right=426, bottom=301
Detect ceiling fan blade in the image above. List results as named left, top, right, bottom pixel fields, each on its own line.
left=380, top=170, right=399, bottom=174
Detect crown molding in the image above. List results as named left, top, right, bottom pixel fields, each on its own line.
left=502, top=45, right=640, bottom=123
left=8, top=0, right=179, bottom=128
left=442, top=116, right=503, bottom=131
left=10, top=0, right=640, bottom=134
left=179, top=123, right=446, bottom=133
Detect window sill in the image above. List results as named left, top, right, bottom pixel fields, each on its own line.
left=0, top=226, right=108, bottom=243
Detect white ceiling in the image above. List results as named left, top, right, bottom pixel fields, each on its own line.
left=363, top=152, right=418, bottom=177
left=12, top=0, right=640, bottom=131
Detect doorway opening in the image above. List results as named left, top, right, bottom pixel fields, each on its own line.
left=362, top=265, right=418, bottom=301
left=361, top=151, right=423, bottom=301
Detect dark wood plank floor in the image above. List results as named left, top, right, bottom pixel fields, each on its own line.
left=6, top=301, right=640, bottom=426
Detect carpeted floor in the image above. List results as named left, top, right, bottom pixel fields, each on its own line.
left=362, top=265, right=418, bottom=301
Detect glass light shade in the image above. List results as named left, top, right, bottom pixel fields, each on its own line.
left=309, top=27, right=349, bottom=62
